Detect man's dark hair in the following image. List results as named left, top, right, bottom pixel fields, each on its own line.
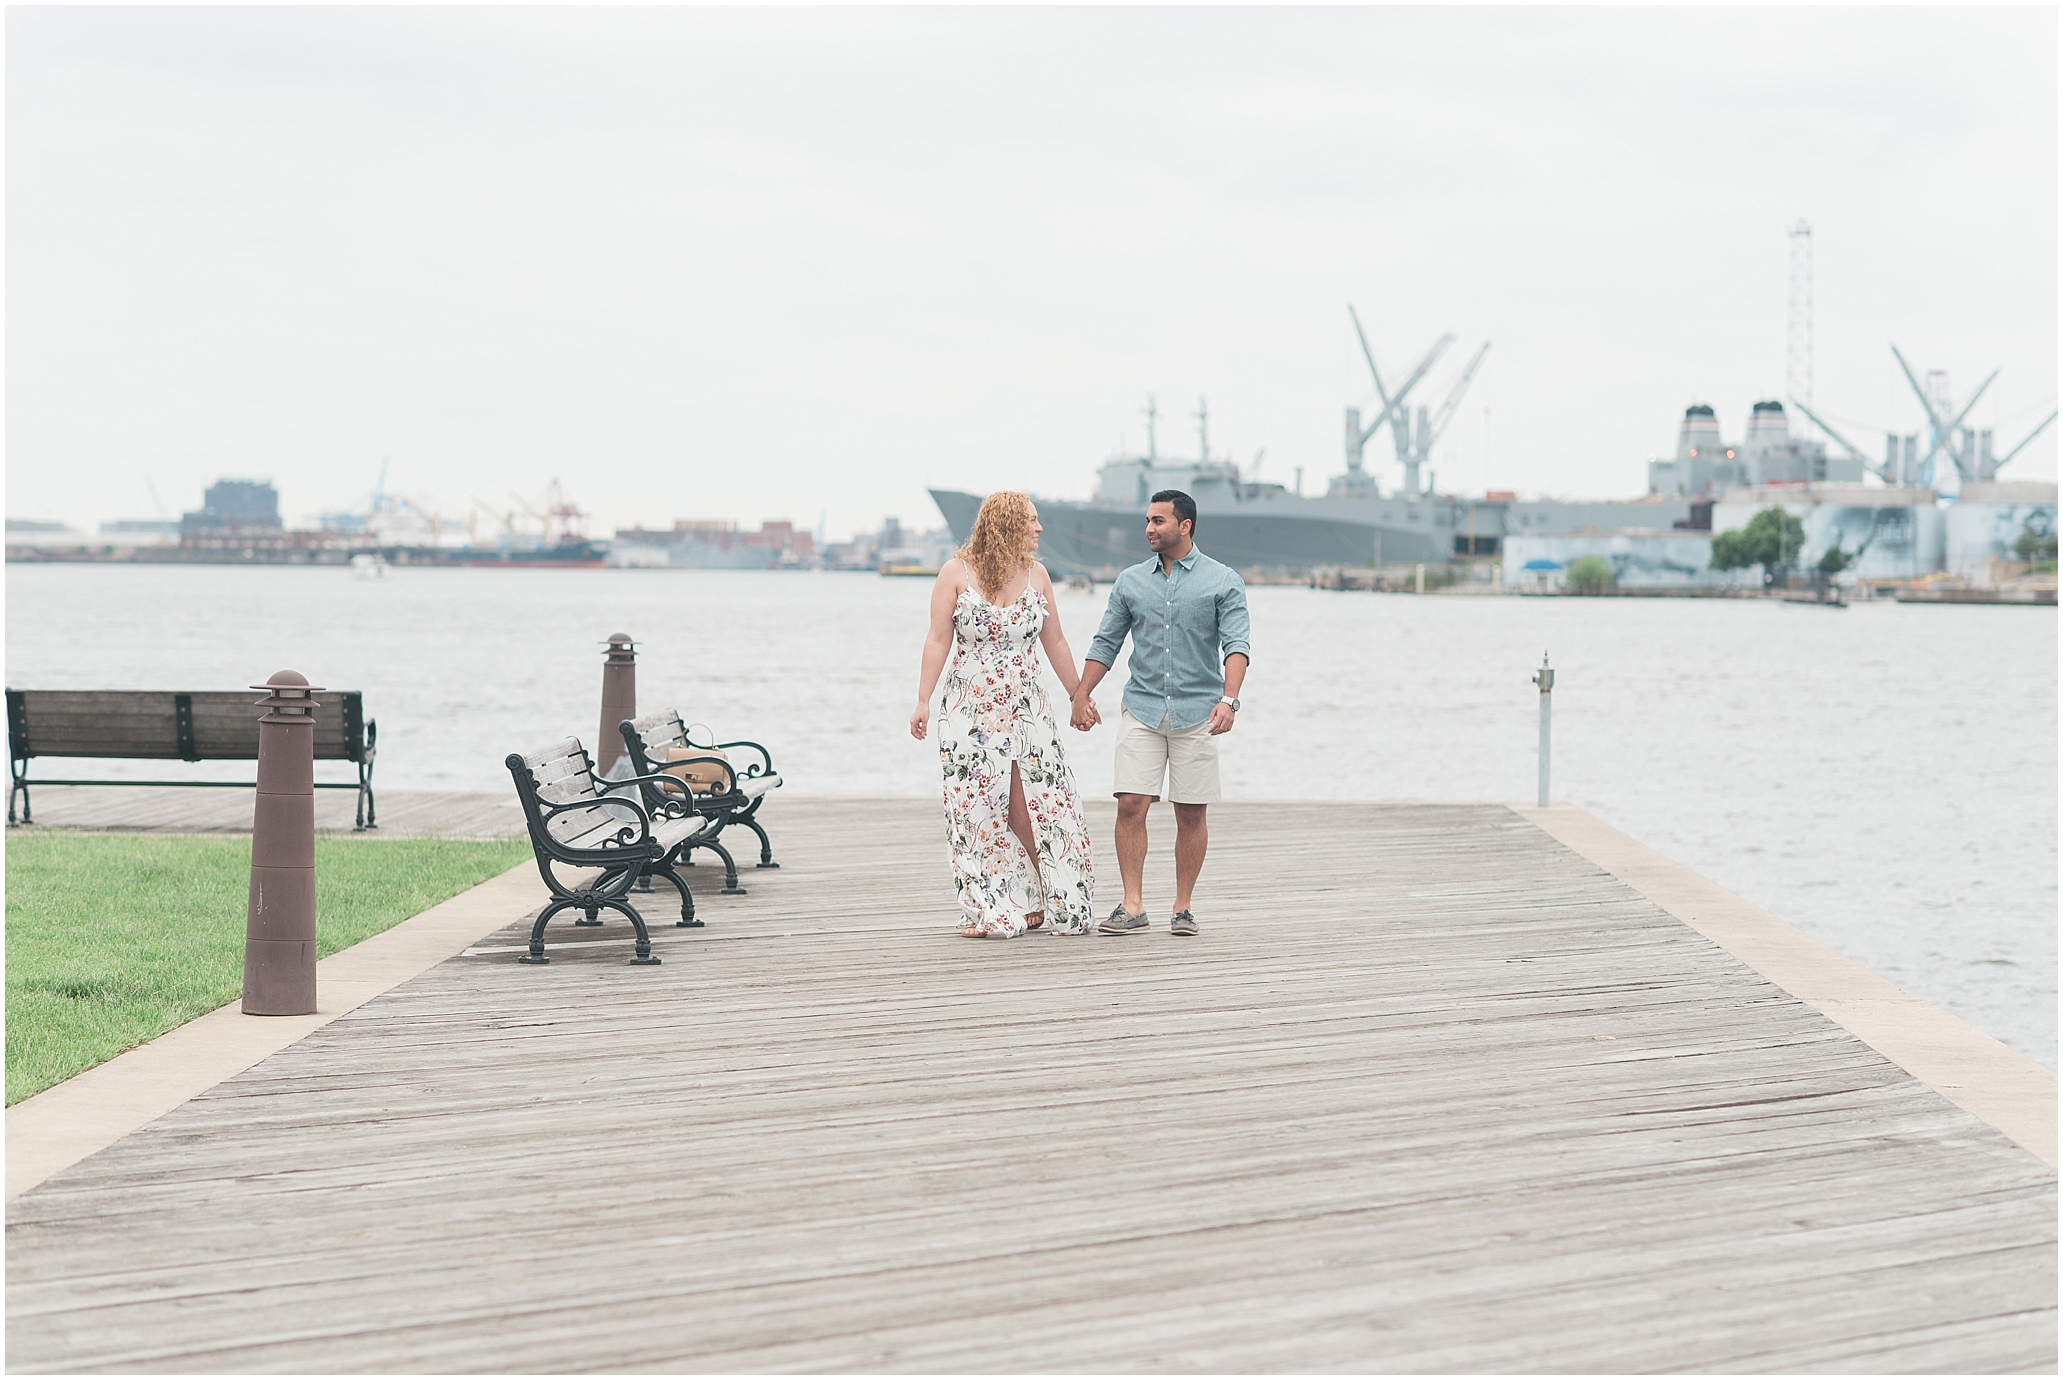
left=1151, top=489, right=1197, bottom=533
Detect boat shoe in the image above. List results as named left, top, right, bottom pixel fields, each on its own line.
left=1099, top=904, right=1150, bottom=935
left=1170, top=910, right=1200, bottom=936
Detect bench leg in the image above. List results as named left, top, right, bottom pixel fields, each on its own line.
left=603, top=899, right=662, bottom=964
left=703, top=836, right=746, bottom=895
left=655, top=863, right=700, bottom=927
left=521, top=898, right=582, bottom=963
left=742, top=814, right=778, bottom=869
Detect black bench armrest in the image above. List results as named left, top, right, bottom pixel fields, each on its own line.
left=686, top=735, right=777, bottom=779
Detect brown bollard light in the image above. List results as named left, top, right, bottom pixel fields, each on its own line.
left=596, top=631, right=646, bottom=901
left=595, top=632, right=637, bottom=778
left=243, top=670, right=322, bottom=1016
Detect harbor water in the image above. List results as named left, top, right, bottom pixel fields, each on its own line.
left=7, top=562, right=2055, bottom=1069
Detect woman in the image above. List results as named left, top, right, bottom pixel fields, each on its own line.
left=910, top=492, right=1095, bottom=937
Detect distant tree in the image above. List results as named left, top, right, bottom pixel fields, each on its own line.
left=1710, top=508, right=1806, bottom=572
left=1817, top=543, right=1852, bottom=575
left=2013, top=524, right=2057, bottom=566
left=1567, top=554, right=1615, bottom=595
left=1709, top=529, right=1753, bottom=570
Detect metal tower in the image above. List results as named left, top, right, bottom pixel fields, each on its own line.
left=1786, top=220, right=1813, bottom=408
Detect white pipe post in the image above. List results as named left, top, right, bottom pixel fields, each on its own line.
left=1532, top=652, right=1554, bottom=807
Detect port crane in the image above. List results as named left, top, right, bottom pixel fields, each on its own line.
left=320, top=459, right=450, bottom=543
left=471, top=479, right=591, bottom=550
left=1407, top=340, right=1493, bottom=496
left=1792, top=347, right=2055, bottom=488
left=1885, top=345, right=2054, bottom=485
left=1992, top=409, right=2059, bottom=476
left=1345, top=305, right=1490, bottom=496
left=1346, top=304, right=1452, bottom=495
left=1892, top=346, right=2001, bottom=484
left=1787, top=398, right=1893, bottom=483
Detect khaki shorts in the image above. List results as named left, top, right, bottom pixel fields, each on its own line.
left=1112, top=706, right=1221, bottom=804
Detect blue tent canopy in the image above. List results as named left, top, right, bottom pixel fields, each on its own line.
left=1521, top=558, right=1564, bottom=571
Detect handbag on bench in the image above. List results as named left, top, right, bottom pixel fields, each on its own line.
left=661, top=743, right=733, bottom=796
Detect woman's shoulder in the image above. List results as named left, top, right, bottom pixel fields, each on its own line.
left=932, top=558, right=972, bottom=602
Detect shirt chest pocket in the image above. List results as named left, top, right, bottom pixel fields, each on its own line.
left=1164, top=585, right=1217, bottom=639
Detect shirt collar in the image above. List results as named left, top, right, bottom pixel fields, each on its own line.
left=1146, top=546, right=1201, bottom=575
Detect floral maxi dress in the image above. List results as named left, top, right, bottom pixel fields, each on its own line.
left=937, top=586, right=1095, bottom=936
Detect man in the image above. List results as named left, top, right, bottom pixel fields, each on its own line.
left=1073, top=490, right=1250, bottom=937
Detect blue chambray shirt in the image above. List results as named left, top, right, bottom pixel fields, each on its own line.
left=1086, top=546, right=1252, bottom=730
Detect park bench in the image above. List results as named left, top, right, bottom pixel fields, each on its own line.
left=618, top=710, right=784, bottom=879
left=6, top=687, right=377, bottom=829
left=505, top=736, right=728, bottom=965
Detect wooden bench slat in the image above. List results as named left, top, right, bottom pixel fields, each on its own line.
left=652, top=814, right=712, bottom=850
left=528, top=756, right=592, bottom=791
left=13, top=690, right=366, bottom=761
left=521, top=738, right=583, bottom=770
left=535, top=773, right=595, bottom=802
left=552, top=809, right=635, bottom=847
left=17, top=733, right=183, bottom=759
left=8, top=688, right=376, bottom=828
left=629, top=710, right=687, bottom=744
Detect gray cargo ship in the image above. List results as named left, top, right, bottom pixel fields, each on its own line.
left=930, top=313, right=1692, bottom=576
left=936, top=387, right=1691, bottom=577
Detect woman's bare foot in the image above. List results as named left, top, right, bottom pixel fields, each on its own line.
left=961, top=924, right=988, bottom=938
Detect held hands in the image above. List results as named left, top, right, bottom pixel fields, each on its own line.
left=1069, top=693, right=1101, bottom=732
left=1206, top=702, right=1236, bottom=736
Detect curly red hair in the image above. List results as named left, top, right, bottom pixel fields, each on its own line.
left=959, top=491, right=1036, bottom=598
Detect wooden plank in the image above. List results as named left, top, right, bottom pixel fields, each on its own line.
left=627, top=712, right=685, bottom=750
left=16, top=691, right=181, bottom=759
left=15, top=690, right=365, bottom=762
left=4, top=800, right=2052, bottom=1373
left=519, top=738, right=583, bottom=771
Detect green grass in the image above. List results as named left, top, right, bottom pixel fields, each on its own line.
left=5, top=834, right=531, bottom=1105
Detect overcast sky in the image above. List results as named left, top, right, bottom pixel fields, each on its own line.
left=8, top=6, right=2057, bottom=540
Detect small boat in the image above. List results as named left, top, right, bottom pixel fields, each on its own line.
left=350, top=552, right=393, bottom=581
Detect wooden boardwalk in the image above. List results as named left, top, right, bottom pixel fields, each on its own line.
left=7, top=799, right=2056, bottom=1372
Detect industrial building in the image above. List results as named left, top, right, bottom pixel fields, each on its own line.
left=1647, top=401, right=1864, bottom=498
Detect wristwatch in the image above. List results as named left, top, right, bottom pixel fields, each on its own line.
left=1220, top=696, right=1240, bottom=713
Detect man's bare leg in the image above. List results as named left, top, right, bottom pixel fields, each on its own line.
left=1115, top=792, right=1152, bottom=914
left=1172, top=802, right=1208, bottom=913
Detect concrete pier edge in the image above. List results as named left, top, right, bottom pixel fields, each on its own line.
left=5, top=860, right=544, bottom=1201
left=1513, top=802, right=2057, bottom=1166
